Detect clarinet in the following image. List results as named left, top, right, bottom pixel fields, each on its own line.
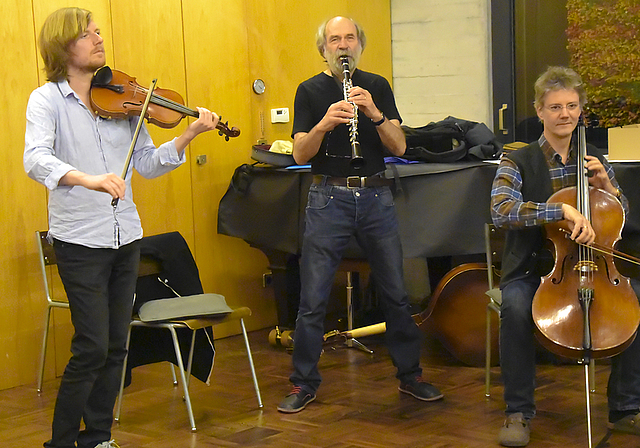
left=340, top=55, right=365, bottom=169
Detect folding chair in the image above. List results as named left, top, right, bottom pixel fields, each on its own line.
left=114, top=253, right=263, bottom=431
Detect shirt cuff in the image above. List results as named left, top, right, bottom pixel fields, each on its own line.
left=548, top=202, right=564, bottom=222
left=45, top=163, right=76, bottom=190
left=160, top=138, right=186, bottom=165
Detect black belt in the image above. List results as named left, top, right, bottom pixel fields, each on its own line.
left=312, top=175, right=393, bottom=188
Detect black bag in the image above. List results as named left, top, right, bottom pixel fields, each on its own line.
left=402, top=116, right=502, bottom=163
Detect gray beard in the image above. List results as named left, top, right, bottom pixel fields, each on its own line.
left=327, top=53, right=359, bottom=78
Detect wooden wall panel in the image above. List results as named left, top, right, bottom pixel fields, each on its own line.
left=182, top=0, right=274, bottom=336
left=0, top=0, right=46, bottom=390
left=109, top=0, right=195, bottom=247
left=343, top=0, right=393, bottom=82
left=243, top=1, right=337, bottom=144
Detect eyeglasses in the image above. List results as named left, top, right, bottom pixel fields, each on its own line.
left=545, top=103, right=580, bottom=113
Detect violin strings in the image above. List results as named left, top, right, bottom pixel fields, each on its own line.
left=134, top=86, right=196, bottom=116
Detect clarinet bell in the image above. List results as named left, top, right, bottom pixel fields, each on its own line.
left=350, top=142, right=365, bottom=169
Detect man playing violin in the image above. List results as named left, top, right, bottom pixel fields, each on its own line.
left=24, top=7, right=219, bottom=448
left=277, top=16, right=443, bottom=414
left=491, top=65, right=640, bottom=446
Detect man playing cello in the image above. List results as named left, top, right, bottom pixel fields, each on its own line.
left=491, top=66, right=640, bottom=446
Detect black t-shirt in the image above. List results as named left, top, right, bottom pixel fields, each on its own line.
left=291, top=70, right=402, bottom=177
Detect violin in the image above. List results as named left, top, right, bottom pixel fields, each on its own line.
left=90, top=66, right=240, bottom=140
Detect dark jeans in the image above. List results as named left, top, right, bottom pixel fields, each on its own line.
left=290, top=183, right=422, bottom=393
left=500, top=276, right=640, bottom=420
left=45, top=239, right=140, bottom=448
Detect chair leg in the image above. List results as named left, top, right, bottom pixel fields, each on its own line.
left=184, top=329, right=197, bottom=390
left=589, top=359, right=596, bottom=393
left=240, top=318, right=263, bottom=408
left=168, top=325, right=197, bottom=431
left=114, top=324, right=133, bottom=423
left=169, top=363, right=178, bottom=386
left=485, top=304, right=492, bottom=398
left=37, top=305, right=53, bottom=393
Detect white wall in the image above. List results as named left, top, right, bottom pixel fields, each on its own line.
left=391, top=0, right=493, bottom=128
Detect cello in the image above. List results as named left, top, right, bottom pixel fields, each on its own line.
left=531, top=116, right=640, bottom=447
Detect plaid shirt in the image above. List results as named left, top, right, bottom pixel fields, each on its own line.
left=491, top=134, right=628, bottom=229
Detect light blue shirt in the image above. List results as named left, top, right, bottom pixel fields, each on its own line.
left=24, top=80, right=186, bottom=248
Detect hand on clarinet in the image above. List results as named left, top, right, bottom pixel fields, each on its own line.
left=317, top=100, right=355, bottom=132
left=347, top=86, right=378, bottom=119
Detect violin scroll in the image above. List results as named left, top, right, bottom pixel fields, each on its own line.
left=215, top=116, right=240, bottom=141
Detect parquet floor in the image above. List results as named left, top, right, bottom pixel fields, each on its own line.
left=2, top=329, right=639, bottom=448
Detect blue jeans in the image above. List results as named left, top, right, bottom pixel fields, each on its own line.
left=290, top=183, right=422, bottom=393
left=500, top=276, right=640, bottom=420
left=45, top=239, right=140, bottom=448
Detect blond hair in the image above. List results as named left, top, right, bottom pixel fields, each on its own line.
left=38, top=7, right=92, bottom=82
left=534, top=66, right=586, bottom=110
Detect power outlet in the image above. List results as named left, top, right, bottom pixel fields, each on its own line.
left=271, top=108, right=289, bottom=123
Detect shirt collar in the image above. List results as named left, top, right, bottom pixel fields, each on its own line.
left=538, top=133, right=577, bottom=165
left=56, top=79, right=76, bottom=98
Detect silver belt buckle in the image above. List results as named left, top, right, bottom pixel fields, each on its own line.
left=346, top=176, right=362, bottom=188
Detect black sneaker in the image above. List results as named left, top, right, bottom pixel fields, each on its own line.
left=277, top=386, right=316, bottom=413
left=398, top=377, right=444, bottom=401
left=607, top=412, right=640, bottom=435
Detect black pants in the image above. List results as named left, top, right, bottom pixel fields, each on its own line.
left=45, top=239, right=140, bottom=448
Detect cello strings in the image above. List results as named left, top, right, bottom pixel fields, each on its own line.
left=558, top=228, right=640, bottom=266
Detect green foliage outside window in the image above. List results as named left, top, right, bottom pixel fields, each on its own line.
left=567, top=0, right=640, bottom=127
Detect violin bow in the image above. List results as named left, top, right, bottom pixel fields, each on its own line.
left=112, top=78, right=158, bottom=208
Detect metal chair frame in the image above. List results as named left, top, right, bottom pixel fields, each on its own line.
left=115, top=309, right=262, bottom=431
left=35, top=230, right=70, bottom=393
left=35, top=230, right=263, bottom=430
left=484, top=223, right=503, bottom=397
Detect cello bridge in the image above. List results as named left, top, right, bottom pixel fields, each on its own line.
left=574, top=260, right=598, bottom=273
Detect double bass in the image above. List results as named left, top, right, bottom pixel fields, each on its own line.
left=531, top=117, right=640, bottom=447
